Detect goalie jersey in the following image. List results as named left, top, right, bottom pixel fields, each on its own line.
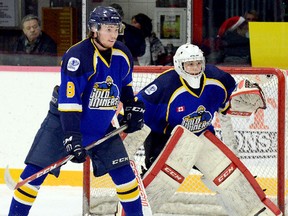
left=58, top=38, right=134, bottom=147
left=136, top=64, right=236, bottom=136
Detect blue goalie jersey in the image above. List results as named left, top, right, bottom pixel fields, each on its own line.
left=136, top=64, right=236, bottom=136
left=58, top=38, right=133, bottom=146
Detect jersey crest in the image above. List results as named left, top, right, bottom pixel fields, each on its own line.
left=88, top=76, right=120, bottom=110
left=181, top=105, right=212, bottom=133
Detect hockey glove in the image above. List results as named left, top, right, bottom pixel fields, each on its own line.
left=63, top=132, right=87, bottom=163
left=122, top=98, right=145, bottom=133
left=227, top=79, right=266, bottom=117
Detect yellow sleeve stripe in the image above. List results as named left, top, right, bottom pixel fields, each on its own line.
left=58, top=103, right=83, bottom=112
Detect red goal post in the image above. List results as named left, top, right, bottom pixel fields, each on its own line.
left=83, top=66, right=287, bottom=215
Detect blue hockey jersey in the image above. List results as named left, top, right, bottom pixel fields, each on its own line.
left=58, top=38, right=134, bottom=146
left=137, top=64, right=236, bottom=136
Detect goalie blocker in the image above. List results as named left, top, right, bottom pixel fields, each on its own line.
left=142, top=125, right=282, bottom=216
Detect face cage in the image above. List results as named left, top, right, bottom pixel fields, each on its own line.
left=180, top=59, right=205, bottom=76
left=89, top=23, right=125, bottom=35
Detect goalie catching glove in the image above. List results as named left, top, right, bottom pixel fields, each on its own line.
left=63, top=132, right=87, bottom=163
left=227, top=79, right=266, bottom=116
left=122, top=98, right=145, bottom=133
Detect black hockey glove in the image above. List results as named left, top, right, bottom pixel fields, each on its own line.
left=63, top=132, right=87, bottom=163
left=122, top=99, right=145, bottom=133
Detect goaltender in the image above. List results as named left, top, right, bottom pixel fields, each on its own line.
left=134, top=43, right=282, bottom=215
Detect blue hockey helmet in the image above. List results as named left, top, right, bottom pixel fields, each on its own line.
left=88, top=6, right=124, bottom=34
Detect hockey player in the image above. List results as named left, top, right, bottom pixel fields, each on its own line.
left=135, top=43, right=281, bottom=215
left=137, top=43, right=236, bottom=169
left=8, top=6, right=145, bottom=216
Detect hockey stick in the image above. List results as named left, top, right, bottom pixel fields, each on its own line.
left=130, top=160, right=153, bottom=216
left=4, top=124, right=128, bottom=190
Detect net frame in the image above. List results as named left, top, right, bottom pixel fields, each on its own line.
left=82, top=66, right=287, bottom=215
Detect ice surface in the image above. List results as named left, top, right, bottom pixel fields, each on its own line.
left=0, top=184, right=82, bottom=216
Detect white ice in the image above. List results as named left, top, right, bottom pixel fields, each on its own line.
left=0, top=184, right=82, bottom=216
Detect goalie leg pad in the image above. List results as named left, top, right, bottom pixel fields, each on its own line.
left=142, top=125, right=204, bottom=211
left=196, top=131, right=282, bottom=216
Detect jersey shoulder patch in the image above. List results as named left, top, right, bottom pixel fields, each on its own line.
left=140, top=69, right=181, bottom=103
left=62, top=39, right=94, bottom=77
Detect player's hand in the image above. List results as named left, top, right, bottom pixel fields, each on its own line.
left=122, top=98, right=145, bottom=133
left=63, top=133, right=87, bottom=163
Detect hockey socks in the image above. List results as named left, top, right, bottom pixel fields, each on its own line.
left=109, top=164, right=143, bottom=216
left=8, top=164, right=47, bottom=216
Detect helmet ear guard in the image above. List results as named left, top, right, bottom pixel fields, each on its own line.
left=117, top=23, right=125, bottom=35
left=173, top=43, right=205, bottom=89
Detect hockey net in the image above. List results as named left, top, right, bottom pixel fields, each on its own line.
left=83, top=66, right=287, bottom=216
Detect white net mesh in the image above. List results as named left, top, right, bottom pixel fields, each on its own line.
left=83, top=67, right=287, bottom=216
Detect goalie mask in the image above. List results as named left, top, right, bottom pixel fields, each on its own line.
left=88, top=6, right=125, bottom=35
left=173, top=43, right=205, bottom=88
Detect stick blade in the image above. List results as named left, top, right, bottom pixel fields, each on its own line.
left=4, top=166, right=17, bottom=190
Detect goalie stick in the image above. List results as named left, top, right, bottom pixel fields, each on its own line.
left=4, top=124, right=128, bottom=191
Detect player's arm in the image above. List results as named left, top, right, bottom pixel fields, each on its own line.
left=217, top=74, right=266, bottom=153
left=58, top=89, right=87, bottom=163
left=120, top=85, right=134, bottom=103
left=213, top=72, right=238, bottom=153
left=136, top=79, right=170, bottom=134
left=218, top=113, right=238, bottom=155
left=58, top=55, right=88, bottom=163
left=60, top=111, right=86, bottom=162
left=118, top=42, right=146, bottom=133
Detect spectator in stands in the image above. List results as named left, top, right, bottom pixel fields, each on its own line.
left=218, top=16, right=251, bottom=65
left=243, top=10, right=259, bottom=39
left=110, top=3, right=146, bottom=59
left=131, top=13, right=168, bottom=65
left=244, top=10, right=259, bottom=21
left=14, top=14, right=57, bottom=56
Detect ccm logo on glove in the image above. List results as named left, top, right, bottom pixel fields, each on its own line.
left=125, top=106, right=145, bottom=113
left=63, top=133, right=87, bottom=163
left=123, top=99, right=145, bottom=133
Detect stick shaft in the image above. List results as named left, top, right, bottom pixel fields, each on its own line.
left=7, top=125, right=127, bottom=190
